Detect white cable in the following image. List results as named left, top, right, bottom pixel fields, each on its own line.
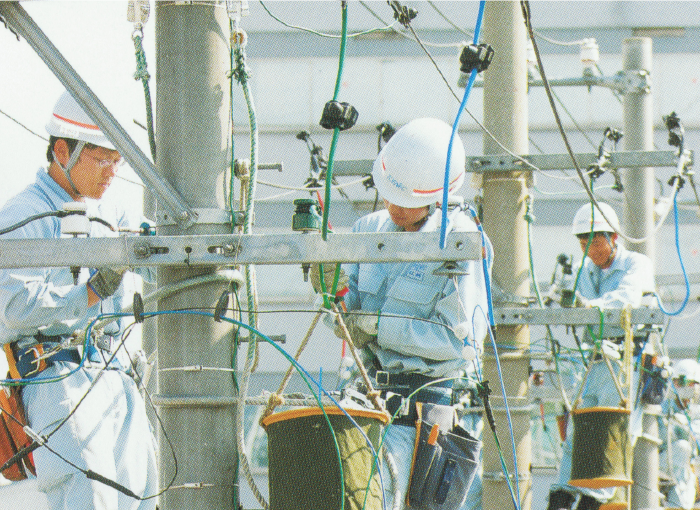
left=534, top=30, right=588, bottom=47
left=257, top=175, right=369, bottom=192
left=383, top=449, right=402, bottom=510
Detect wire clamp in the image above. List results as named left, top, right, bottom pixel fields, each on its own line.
left=319, top=101, right=358, bottom=131
left=459, top=43, right=495, bottom=74
left=388, top=1, right=417, bottom=28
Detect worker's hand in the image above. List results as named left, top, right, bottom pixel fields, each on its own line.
left=334, top=313, right=378, bottom=348
left=88, top=267, right=128, bottom=300
left=310, top=263, right=348, bottom=296
left=545, top=283, right=561, bottom=307
left=574, top=291, right=590, bottom=308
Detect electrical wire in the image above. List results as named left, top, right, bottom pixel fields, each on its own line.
left=256, top=175, right=369, bottom=192
left=654, top=192, right=691, bottom=316
left=474, top=306, right=522, bottom=510
left=460, top=205, right=522, bottom=509
left=0, top=107, right=48, bottom=141
left=358, top=1, right=464, bottom=48
left=259, top=0, right=396, bottom=39
left=440, top=1, right=485, bottom=249
left=359, top=0, right=553, bottom=180
left=533, top=30, right=588, bottom=47
left=427, top=1, right=473, bottom=38
left=318, top=2, right=350, bottom=312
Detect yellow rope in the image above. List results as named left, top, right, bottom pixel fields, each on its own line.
left=331, top=303, right=387, bottom=415
left=261, top=311, right=323, bottom=422
left=620, top=305, right=633, bottom=408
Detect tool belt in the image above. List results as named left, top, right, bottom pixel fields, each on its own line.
left=4, top=334, right=82, bottom=380
left=370, top=369, right=453, bottom=427
left=407, top=402, right=481, bottom=510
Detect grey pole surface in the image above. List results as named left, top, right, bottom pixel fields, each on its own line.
left=481, top=3, right=532, bottom=510
left=622, top=37, right=655, bottom=264
left=631, top=405, right=662, bottom=510
left=155, top=4, right=237, bottom=509
left=621, top=37, right=660, bottom=510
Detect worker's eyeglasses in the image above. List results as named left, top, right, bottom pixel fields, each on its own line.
left=82, top=153, right=126, bottom=169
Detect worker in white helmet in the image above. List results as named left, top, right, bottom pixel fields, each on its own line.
left=0, top=91, right=157, bottom=509
left=548, top=202, right=656, bottom=510
left=310, top=117, right=493, bottom=510
left=659, top=359, right=700, bottom=509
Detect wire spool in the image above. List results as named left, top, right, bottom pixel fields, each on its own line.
left=569, top=407, right=633, bottom=489
left=262, top=406, right=388, bottom=510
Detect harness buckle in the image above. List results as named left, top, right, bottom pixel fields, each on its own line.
left=20, top=346, right=46, bottom=378
left=375, top=370, right=390, bottom=386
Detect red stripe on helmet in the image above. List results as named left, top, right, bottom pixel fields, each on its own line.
left=412, top=171, right=464, bottom=195
left=53, top=113, right=100, bottom=131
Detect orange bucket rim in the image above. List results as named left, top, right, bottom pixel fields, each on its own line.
left=571, top=406, right=631, bottom=416
left=568, top=477, right=633, bottom=489
left=262, top=406, right=390, bottom=428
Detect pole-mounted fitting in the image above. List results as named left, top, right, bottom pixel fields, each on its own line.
left=459, top=43, right=495, bottom=74
left=388, top=1, right=417, bottom=28
left=664, top=111, right=684, bottom=151
left=319, top=100, right=358, bottom=131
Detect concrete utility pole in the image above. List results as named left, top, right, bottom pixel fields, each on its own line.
left=622, top=37, right=655, bottom=265
left=621, top=37, right=661, bottom=510
left=481, top=3, right=532, bottom=510
left=154, top=4, right=238, bottom=509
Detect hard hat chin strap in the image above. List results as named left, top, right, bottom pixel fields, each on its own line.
left=53, top=140, right=86, bottom=197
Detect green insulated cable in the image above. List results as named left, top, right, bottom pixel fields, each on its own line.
left=321, top=1, right=348, bottom=242
left=319, top=2, right=349, bottom=309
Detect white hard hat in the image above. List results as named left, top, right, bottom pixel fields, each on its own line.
left=674, top=359, right=700, bottom=384
left=46, top=90, right=114, bottom=149
left=571, top=202, right=620, bottom=236
left=371, top=118, right=465, bottom=208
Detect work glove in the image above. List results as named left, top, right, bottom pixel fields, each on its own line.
left=334, top=313, right=378, bottom=349
left=574, top=291, right=590, bottom=308
left=88, top=267, right=128, bottom=300
left=544, top=283, right=561, bottom=307
left=310, top=263, right=349, bottom=296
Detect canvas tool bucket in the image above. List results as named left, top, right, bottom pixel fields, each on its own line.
left=262, top=406, right=389, bottom=510
left=569, top=407, right=633, bottom=489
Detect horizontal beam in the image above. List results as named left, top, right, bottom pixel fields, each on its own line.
left=492, top=307, right=663, bottom=326
left=0, top=231, right=482, bottom=268
left=333, top=150, right=688, bottom=177
left=468, top=150, right=687, bottom=173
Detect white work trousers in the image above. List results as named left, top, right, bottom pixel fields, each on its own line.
left=22, top=361, right=157, bottom=510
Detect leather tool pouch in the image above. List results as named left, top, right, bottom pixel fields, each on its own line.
left=407, top=402, right=481, bottom=510
left=0, top=382, right=36, bottom=481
